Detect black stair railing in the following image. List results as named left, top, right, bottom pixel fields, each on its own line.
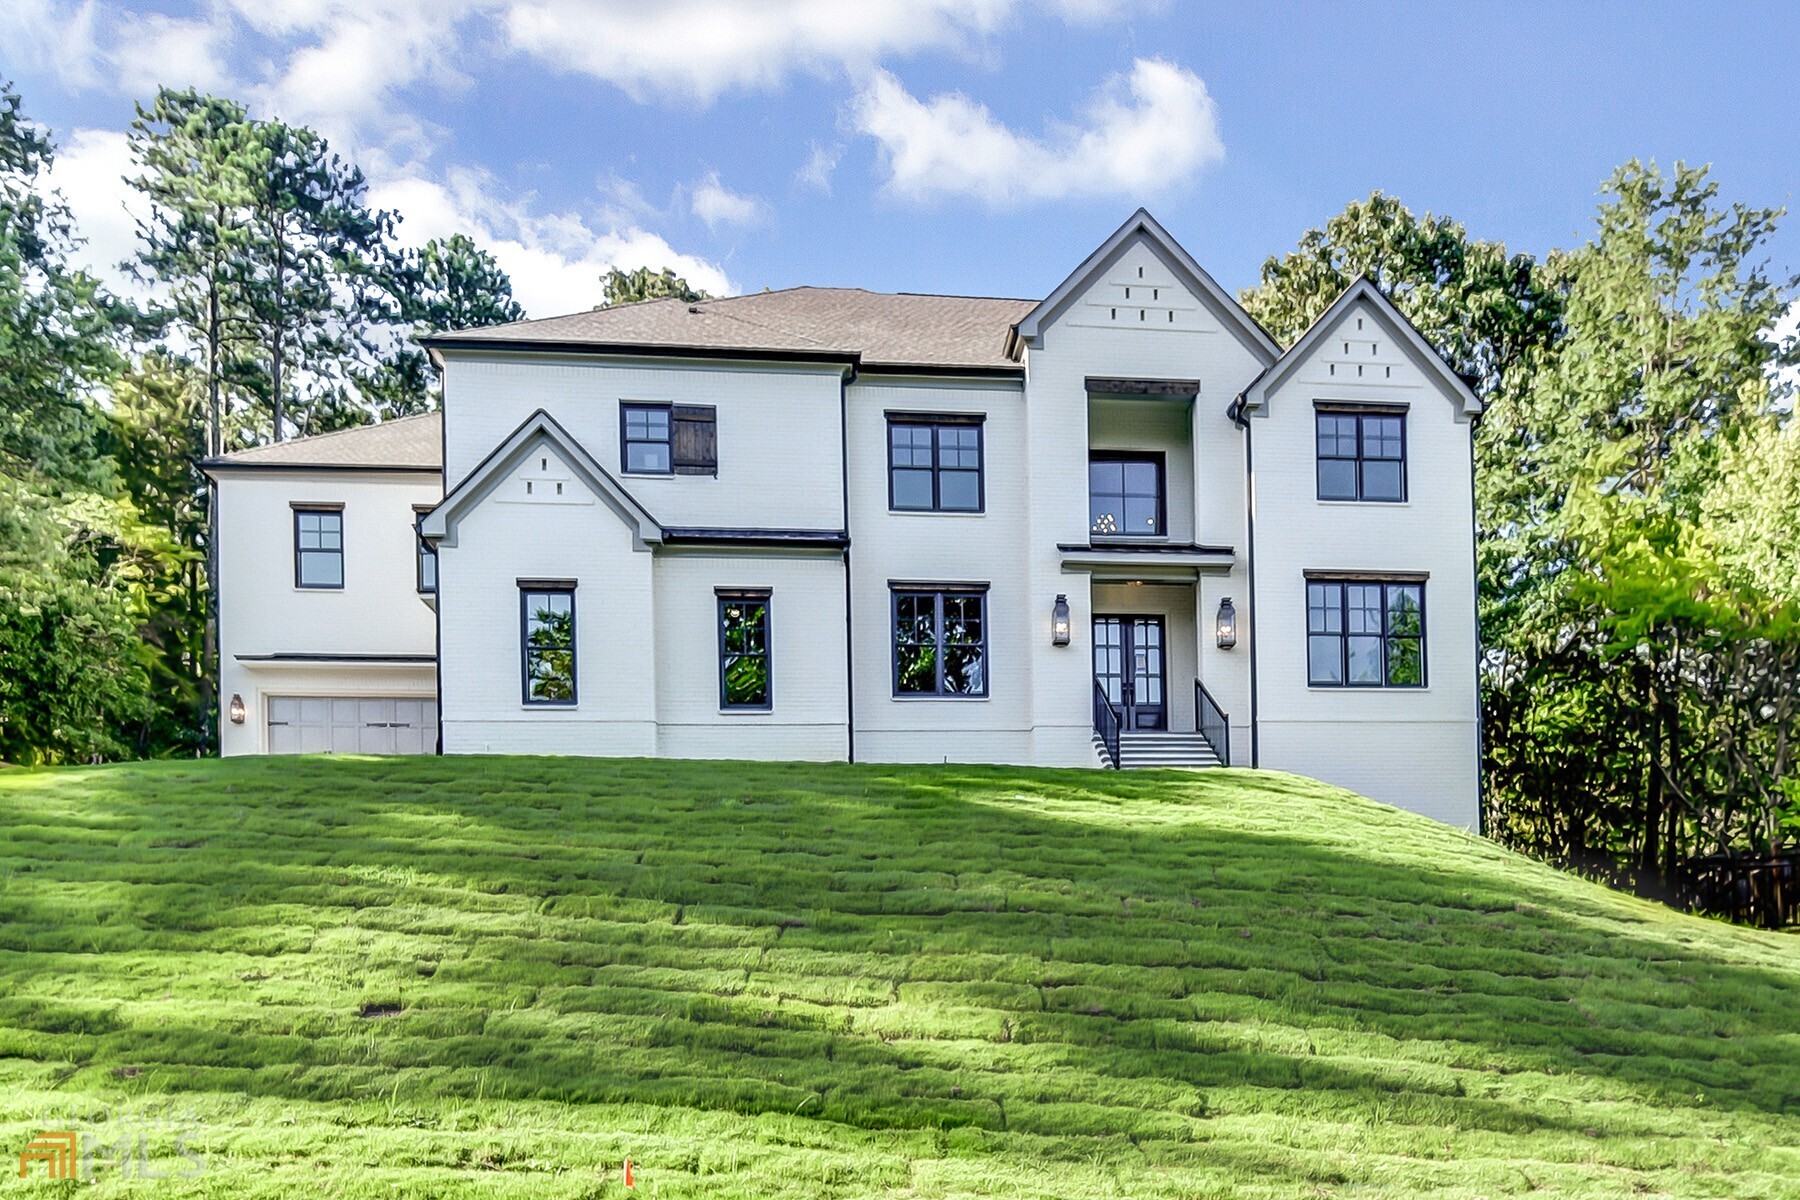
left=1195, top=679, right=1230, bottom=767
left=1093, top=679, right=1123, bottom=769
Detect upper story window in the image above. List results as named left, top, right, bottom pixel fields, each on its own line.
left=1089, top=454, right=1163, bottom=537
left=892, top=585, right=988, bottom=697
left=520, top=583, right=577, bottom=705
left=1306, top=578, right=1425, bottom=688
left=718, top=590, right=772, bottom=710
left=888, top=415, right=983, bottom=512
left=621, top=402, right=718, bottom=476
left=1316, top=407, right=1406, bottom=502
left=293, top=505, right=344, bottom=589
left=414, top=507, right=436, bottom=594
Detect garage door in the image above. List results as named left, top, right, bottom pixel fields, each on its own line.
left=266, top=697, right=438, bottom=755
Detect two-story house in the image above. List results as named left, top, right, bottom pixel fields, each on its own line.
left=205, top=210, right=1482, bottom=827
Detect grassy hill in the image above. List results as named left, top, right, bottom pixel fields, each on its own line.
left=0, top=757, right=1795, bottom=1198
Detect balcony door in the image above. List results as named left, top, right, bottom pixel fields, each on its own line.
left=1089, top=453, right=1165, bottom=538
left=1093, top=615, right=1166, bottom=731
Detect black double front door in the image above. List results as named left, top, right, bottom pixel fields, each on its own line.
left=1093, top=615, right=1166, bottom=731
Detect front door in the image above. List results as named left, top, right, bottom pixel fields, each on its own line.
left=1092, top=615, right=1166, bottom=731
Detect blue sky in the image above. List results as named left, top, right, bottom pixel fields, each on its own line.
left=2, top=1, right=1796, bottom=319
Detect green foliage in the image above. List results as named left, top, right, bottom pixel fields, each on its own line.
left=361, top=234, right=525, bottom=418
left=600, top=265, right=710, bottom=307
left=0, top=757, right=1796, bottom=1196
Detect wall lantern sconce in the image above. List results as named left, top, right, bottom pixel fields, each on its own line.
left=1216, top=597, right=1238, bottom=650
left=1051, top=594, right=1071, bottom=646
left=228, top=694, right=246, bottom=725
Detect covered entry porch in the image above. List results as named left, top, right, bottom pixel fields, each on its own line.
left=1059, top=543, right=1236, bottom=769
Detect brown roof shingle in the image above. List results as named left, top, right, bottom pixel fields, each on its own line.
left=425, top=287, right=1036, bottom=370
left=205, top=412, right=442, bottom=471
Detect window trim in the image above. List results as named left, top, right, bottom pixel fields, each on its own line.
left=1304, top=575, right=1427, bottom=689
left=889, top=582, right=991, bottom=699
left=1314, top=404, right=1408, bottom=503
left=885, top=412, right=986, bottom=514
left=292, top=504, right=345, bottom=590
left=1087, top=450, right=1168, bottom=540
left=716, top=589, right=773, bottom=712
left=519, top=581, right=579, bottom=707
left=413, top=505, right=437, bottom=594
left=620, top=401, right=674, bottom=476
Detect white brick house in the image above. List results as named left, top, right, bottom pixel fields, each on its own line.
left=205, top=210, right=1483, bottom=827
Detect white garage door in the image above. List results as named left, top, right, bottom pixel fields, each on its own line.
left=266, top=697, right=438, bottom=755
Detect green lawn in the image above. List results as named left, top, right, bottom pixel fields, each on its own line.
left=0, top=757, right=1795, bottom=1198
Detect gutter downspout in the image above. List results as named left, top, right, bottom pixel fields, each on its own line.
left=1468, top=411, right=1484, bottom=833
left=840, top=363, right=858, bottom=763
left=1230, top=395, right=1260, bottom=769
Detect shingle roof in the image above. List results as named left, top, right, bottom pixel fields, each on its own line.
left=424, top=287, right=1038, bottom=371
left=206, top=412, right=442, bottom=470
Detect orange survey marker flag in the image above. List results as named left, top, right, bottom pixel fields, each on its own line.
left=623, top=1157, right=635, bottom=1189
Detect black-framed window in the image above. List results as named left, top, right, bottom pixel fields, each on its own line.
left=892, top=586, right=988, bottom=697
left=1089, top=453, right=1164, bottom=537
left=718, top=590, right=772, bottom=710
left=520, top=584, right=577, bottom=705
left=1307, top=579, right=1425, bottom=688
left=1316, top=408, right=1406, bottom=502
left=621, top=403, right=672, bottom=474
left=888, top=416, right=983, bottom=512
left=294, top=507, right=344, bottom=589
left=414, top=508, right=436, bottom=594
left=621, top=402, right=717, bottom=475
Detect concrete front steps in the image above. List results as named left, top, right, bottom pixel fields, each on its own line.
left=1093, top=730, right=1225, bottom=770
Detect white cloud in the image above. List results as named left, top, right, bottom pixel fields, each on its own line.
left=795, top=141, right=841, bottom=193
left=689, top=171, right=768, bottom=230
left=498, top=0, right=1150, bottom=104
left=42, top=128, right=153, bottom=301
left=371, top=170, right=732, bottom=318
left=0, top=0, right=102, bottom=88
left=851, top=57, right=1223, bottom=207
left=107, top=8, right=237, bottom=95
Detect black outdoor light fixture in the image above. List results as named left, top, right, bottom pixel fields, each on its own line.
left=1216, top=597, right=1238, bottom=649
left=229, top=693, right=247, bottom=724
left=1051, top=594, right=1071, bottom=646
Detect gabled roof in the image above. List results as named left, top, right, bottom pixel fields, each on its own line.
left=420, top=409, right=661, bottom=551
left=1238, top=277, right=1483, bottom=416
left=423, top=288, right=1036, bottom=373
left=1005, top=208, right=1281, bottom=364
left=201, top=412, right=442, bottom=472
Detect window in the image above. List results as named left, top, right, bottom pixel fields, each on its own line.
left=1089, top=454, right=1163, bottom=537
left=887, top=416, right=983, bottom=512
left=520, top=584, right=577, bottom=705
left=892, top=586, right=988, bottom=697
left=293, top=506, right=343, bottom=589
left=1316, top=408, right=1406, bottom=501
left=414, top=507, right=436, bottom=594
left=621, top=402, right=717, bottom=475
left=621, top=403, right=671, bottom=473
left=718, top=590, right=771, bottom=710
left=1306, top=579, right=1425, bottom=688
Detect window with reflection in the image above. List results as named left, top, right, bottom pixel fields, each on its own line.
left=1089, top=455, right=1163, bottom=537
left=521, top=586, right=577, bottom=704
left=1307, top=579, right=1425, bottom=687
left=718, top=591, right=772, bottom=709
left=892, top=587, right=987, bottom=696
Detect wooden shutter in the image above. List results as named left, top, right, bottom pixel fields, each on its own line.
left=671, top=405, right=718, bottom=475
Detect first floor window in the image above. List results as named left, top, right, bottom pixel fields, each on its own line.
left=1307, top=578, right=1425, bottom=687
left=718, top=590, right=772, bottom=709
left=521, top=584, right=577, bottom=704
left=893, top=586, right=988, bottom=696
left=294, top=506, right=343, bottom=588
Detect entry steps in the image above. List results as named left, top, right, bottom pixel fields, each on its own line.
left=1093, top=730, right=1225, bottom=770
